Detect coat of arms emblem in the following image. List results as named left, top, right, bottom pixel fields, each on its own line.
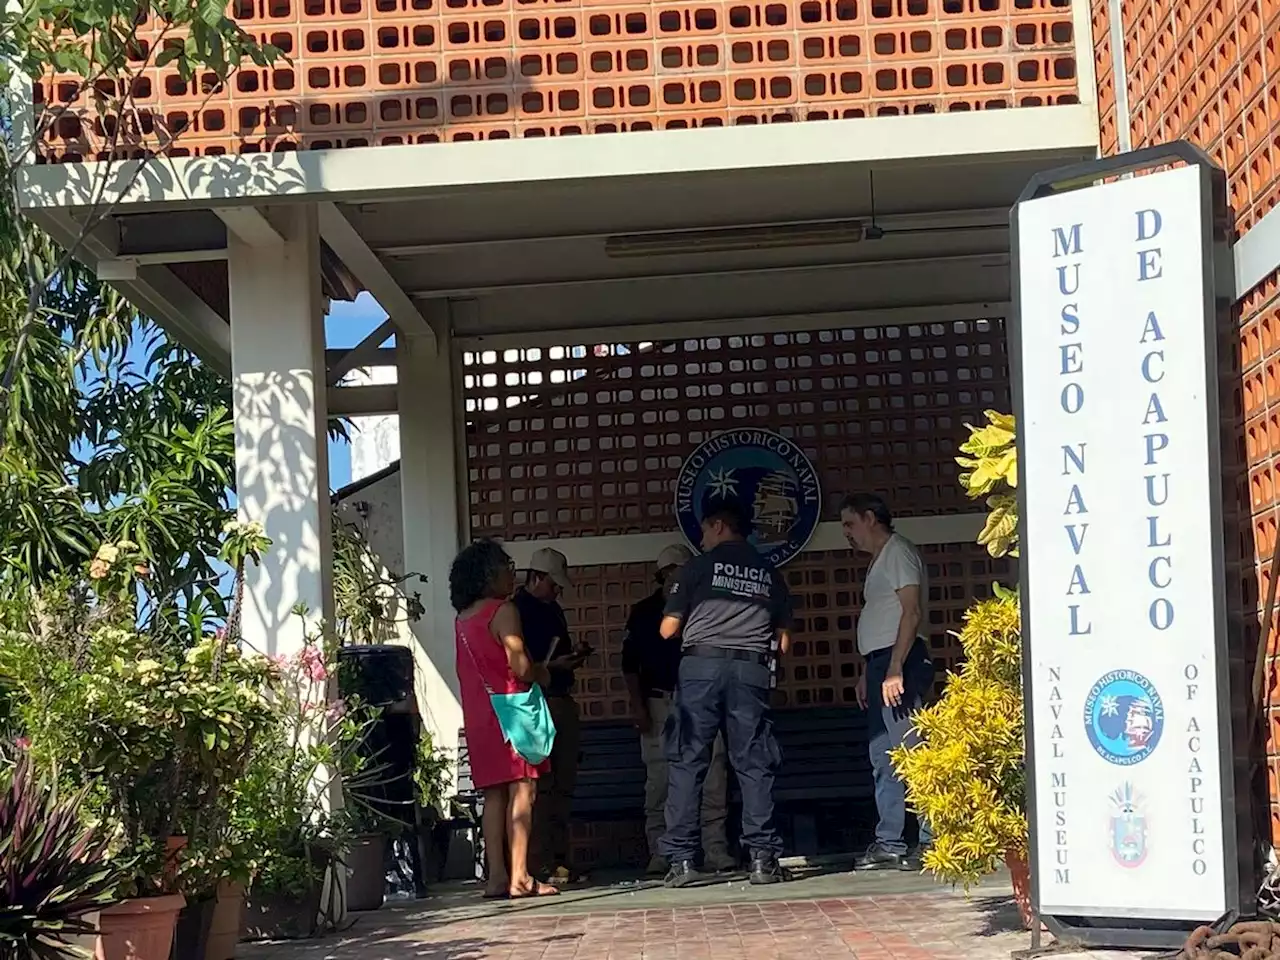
left=1108, top=782, right=1148, bottom=868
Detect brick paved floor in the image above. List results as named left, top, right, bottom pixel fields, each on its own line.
left=241, top=883, right=1154, bottom=960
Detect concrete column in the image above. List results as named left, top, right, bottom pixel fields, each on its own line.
left=229, top=204, right=334, bottom=658
left=397, top=312, right=464, bottom=758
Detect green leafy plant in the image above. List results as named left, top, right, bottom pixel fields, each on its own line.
left=413, top=731, right=453, bottom=820
left=0, top=538, right=279, bottom=899
left=0, top=754, right=131, bottom=960
left=956, top=410, right=1018, bottom=558
left=890, top=588, right=1026, bottom=889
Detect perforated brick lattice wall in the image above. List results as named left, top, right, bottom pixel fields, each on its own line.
left=554, top=546, right=1014, bottom=721
left=463, top=319, right=1010, bottom=540
left=35, top=0, right=1079, bottom=159
left=1095, top=0, right=1280, bottom=235
left=462, top=318, right=1014, bottom=720
left=1235, top=271, right=1280, bottom=845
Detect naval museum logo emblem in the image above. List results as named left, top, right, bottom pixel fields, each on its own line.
left=1083, top=669, right=1165, bottom=766
left=1107, top=782, right=1148, bottom=868
left=674, top=428, right=821, bottom=567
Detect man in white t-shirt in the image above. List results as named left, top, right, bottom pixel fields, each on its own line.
left=840, top=493, right=936, bottom=871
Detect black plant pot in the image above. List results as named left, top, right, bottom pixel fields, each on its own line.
left=344, top=834, right=388, bottom=912
left=240, top=882, right=323, bottom=942
left=171, top=896, right=216, bottom=960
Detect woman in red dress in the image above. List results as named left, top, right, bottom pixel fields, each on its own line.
left=451, top=539, right=558, bottom=899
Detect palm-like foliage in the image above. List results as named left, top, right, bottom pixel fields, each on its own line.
left=0, top=755, right=129, bottom=960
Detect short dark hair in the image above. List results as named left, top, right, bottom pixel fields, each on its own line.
left=449, top=538, right=511, bottom=612
left=838, top=493, right=894, bottom=531
left=702, top=499, right=752, bottom=538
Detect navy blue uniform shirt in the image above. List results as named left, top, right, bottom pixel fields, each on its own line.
left=663, top=540, right=792, bottom=655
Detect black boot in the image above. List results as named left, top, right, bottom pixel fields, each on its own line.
left=664, top=859, right=701, bottom=888
left=749, top=854, right=792, bottom=885
left=852, top=841, right=911, bottom=871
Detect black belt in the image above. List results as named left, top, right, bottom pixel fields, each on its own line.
left=866, top=638, right=930, bottom=664
left=685, top=645, right=770, bottom=667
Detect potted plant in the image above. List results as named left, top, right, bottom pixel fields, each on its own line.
left=413, top=730, right=454, bottom=884
left=169, top=636, right=280, bottom=960
left=0, top=753, right=129, bottom=959
left=891, top=589, right=1030, bottom=921
left=234, top=628, right=354, bottom=941
left=334, top=700, right=399, bottom=914
left=0, top=532, right=277, bottom=960
left=891, top=410, right=1031, bottom=922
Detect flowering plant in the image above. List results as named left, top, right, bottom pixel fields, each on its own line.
left=229, top=618, right=372, bottom=900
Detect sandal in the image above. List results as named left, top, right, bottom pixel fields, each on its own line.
left=509, top=880, right=559, bottom=899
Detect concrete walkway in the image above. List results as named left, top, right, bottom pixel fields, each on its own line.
left=240, top=867, right=1157, bottom=960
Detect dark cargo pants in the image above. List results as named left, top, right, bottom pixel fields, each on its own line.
left=659, top=650, right=783, bottom=863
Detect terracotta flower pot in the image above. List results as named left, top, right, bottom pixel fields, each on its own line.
left=1004, top=848, right=1034, bottom=930
left=97, top=893, right=186, bottom=960
left=205, top=882, right=245, bottom=960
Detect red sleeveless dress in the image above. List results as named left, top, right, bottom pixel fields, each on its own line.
left=456, top=599, right=550, bottom=789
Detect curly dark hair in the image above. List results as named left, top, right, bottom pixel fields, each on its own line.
left=449, top=538, right=512, bottom=612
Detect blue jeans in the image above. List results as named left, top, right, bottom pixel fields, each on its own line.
left=865, top=640, right=935, bottom=855
left=660, top=653, right=783, bottom=862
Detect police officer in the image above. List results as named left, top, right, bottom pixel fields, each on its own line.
left=658, top=500, right=793, bottom=887
left=622, top=544, right=734, bottom=877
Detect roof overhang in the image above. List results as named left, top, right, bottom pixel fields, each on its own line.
left=17, top=104, right=1101, bottom=373
left=18, top=104, right=1099, bottom=212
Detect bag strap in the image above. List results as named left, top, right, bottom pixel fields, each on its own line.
left=457, top=601, right=503, bottom=697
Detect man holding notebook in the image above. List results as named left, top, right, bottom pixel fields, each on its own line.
left=516, top=547, right=592, bottom=885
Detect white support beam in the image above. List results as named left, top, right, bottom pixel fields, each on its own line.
left=28, top=208, right=232, bottom=373
left=229, top=202, right=334, bottom=656
left=317, top=201, right=435, bottom=350
left=456, top=302, right=1008, bottom=350
left=397, top=323, right=465, bottom=760
left=325, top=346, right=396, bottom=370
left=215, top=207, right=284, bottom=247
left=500, top=514, right=987, bottom=569
left=328, top=383, right=399, bottom=417
left=326, top=318, right=396, bottom=386
left=98, top=248, right=228, bottom=273
left=410, top=252, right=1009, bottom=300
left=17, top=105, right=1101, bottom=210
left=1233, top=205, right=1280, bottom=301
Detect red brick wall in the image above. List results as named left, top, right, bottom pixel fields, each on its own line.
left=37, top=0, right=1082, bottom=159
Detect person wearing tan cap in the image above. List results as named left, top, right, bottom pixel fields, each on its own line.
left=623, top=544, right=735, bottom=877
left=515, top=546, right=590, bottom=885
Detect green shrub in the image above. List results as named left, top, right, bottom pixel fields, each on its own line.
left=890, top=588, right=1026, bottom=889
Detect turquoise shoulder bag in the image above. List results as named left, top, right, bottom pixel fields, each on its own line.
left=460, top=630, right=557, bottom=765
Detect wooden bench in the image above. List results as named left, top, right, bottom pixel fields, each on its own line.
left=450, top=706, right=874, bottom=872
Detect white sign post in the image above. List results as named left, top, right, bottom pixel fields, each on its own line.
left=1012, top=149, right=1245, bottom=943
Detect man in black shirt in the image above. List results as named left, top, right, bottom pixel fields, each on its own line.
left=659, top=501, right=792, bottom=887
left=622, top=544, right=733, bottom=877
left=514, top=547, right=590, bottom=885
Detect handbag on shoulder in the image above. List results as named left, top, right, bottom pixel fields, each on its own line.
left=460, top=630, right=557, bottom=765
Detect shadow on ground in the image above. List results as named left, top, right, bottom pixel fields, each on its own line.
left=969, top=894, right=1029, bottom=938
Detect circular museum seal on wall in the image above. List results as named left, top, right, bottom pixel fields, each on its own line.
left=674, top=428, right=821, bottom=567
left=1083, top=669, right=1165, bottom=766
